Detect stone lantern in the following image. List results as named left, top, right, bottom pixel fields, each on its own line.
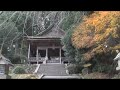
left=82, top=63, right=92, bottom=75
left=0, top=54, right=13, bottom=79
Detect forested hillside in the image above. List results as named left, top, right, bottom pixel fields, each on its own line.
left=0, top=11, right=90, bottom=64
left=0, top=11, right=120, bottom=78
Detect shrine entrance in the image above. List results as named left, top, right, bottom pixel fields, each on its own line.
left=38, top=49, right=46, bottom=57
left=25, top=26, right=66, bottom=64
left=48, top=48, right=60, bottom=60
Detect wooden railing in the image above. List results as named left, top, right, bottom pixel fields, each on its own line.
left=28, top=57, right=45, bottom=62
left=46, top=60, right=60, bottom=63
left=28, top=57, right=69, bottom=63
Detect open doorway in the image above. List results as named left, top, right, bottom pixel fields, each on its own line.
left=48, top=48, right=59, bottom=59
left=38, top=49, right=46, bottom=57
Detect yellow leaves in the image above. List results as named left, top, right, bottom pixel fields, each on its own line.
left=72, top=11, right=120, bottom=49
left=111, top=44, right=120, bottom=50
left=111, top=27, right=119, bottom=38
left=91, top=45, right=106, bottom=56
left=72, top=29, right=94, bottom=49
left=110, top=18, right=118, bottom=27
left=93, top=34, right=100, bottom=42
left=71, top=11, right=120, bottom=61
left=94, top=32, right=109, bottom=43
left=83, top=50, right=95, bottom=61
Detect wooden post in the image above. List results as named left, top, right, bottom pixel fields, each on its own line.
left=36, top=47, right=39, bottom=64
left=45, top=48, right=48, bottom=61
left=60, top=48, right=61, bottom=64
left=28, top=43, right=30, bottom=64
left=46, top=48, right=48, bottom=60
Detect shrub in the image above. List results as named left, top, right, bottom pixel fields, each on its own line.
left=10, top=56, right=21, bottom=64
left=12, top=66, right=27, bottom=74
left=67, top=64, right=83, bottom=74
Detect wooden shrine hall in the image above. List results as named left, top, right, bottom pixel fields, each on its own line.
left=25, top=27, right=65, bottom=64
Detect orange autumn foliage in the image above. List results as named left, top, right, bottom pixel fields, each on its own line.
left=72, top=11, right=120, bottom=61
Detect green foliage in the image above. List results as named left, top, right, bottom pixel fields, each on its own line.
left=61, top=27, right=76, bottom=63
left=12, top=66, right=27, bottom=74
left=0, top=11, right=33, bottom=63
left=75, top=49, right=83, bottom=64
left=92, top=63, right=112, bottom=73
left=60, top=11, right=93, bottom=31
left=67, top=64, right=83, bottom=74
left=60, top=12, right=93, bottom=75
left=0, top=11, right=93, bottom=65
left=10, top=56, right=21, bottom=64
left=60, top=13, right=75, bottom=31
left=61, top=11, right=93, bottom=65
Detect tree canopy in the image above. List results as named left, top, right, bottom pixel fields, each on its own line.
left=71, top=11, right=120, bottom=73
left=0, top=11, right=89, bottom=64
left=72, top=11, right=120, bottom=60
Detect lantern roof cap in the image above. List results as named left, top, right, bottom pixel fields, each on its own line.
left=0, top=54, right=12, bottom=65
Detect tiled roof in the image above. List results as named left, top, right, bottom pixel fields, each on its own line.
left=26, top=26, right=65, bottom=39
left=40, top=27, right=65, bottom=38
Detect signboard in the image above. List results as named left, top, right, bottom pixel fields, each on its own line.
left=0, top=65, right=5, bottom=74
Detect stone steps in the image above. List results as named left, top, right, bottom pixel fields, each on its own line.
left=37, top=64, right=68, bottom=76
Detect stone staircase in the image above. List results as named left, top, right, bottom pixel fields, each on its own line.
left=37, top=64, right=68, bottom=76
left=37, top=63, right=82, bottom=79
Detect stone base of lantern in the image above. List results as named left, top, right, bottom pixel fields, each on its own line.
left=0, top=74, right=11, bottom=79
